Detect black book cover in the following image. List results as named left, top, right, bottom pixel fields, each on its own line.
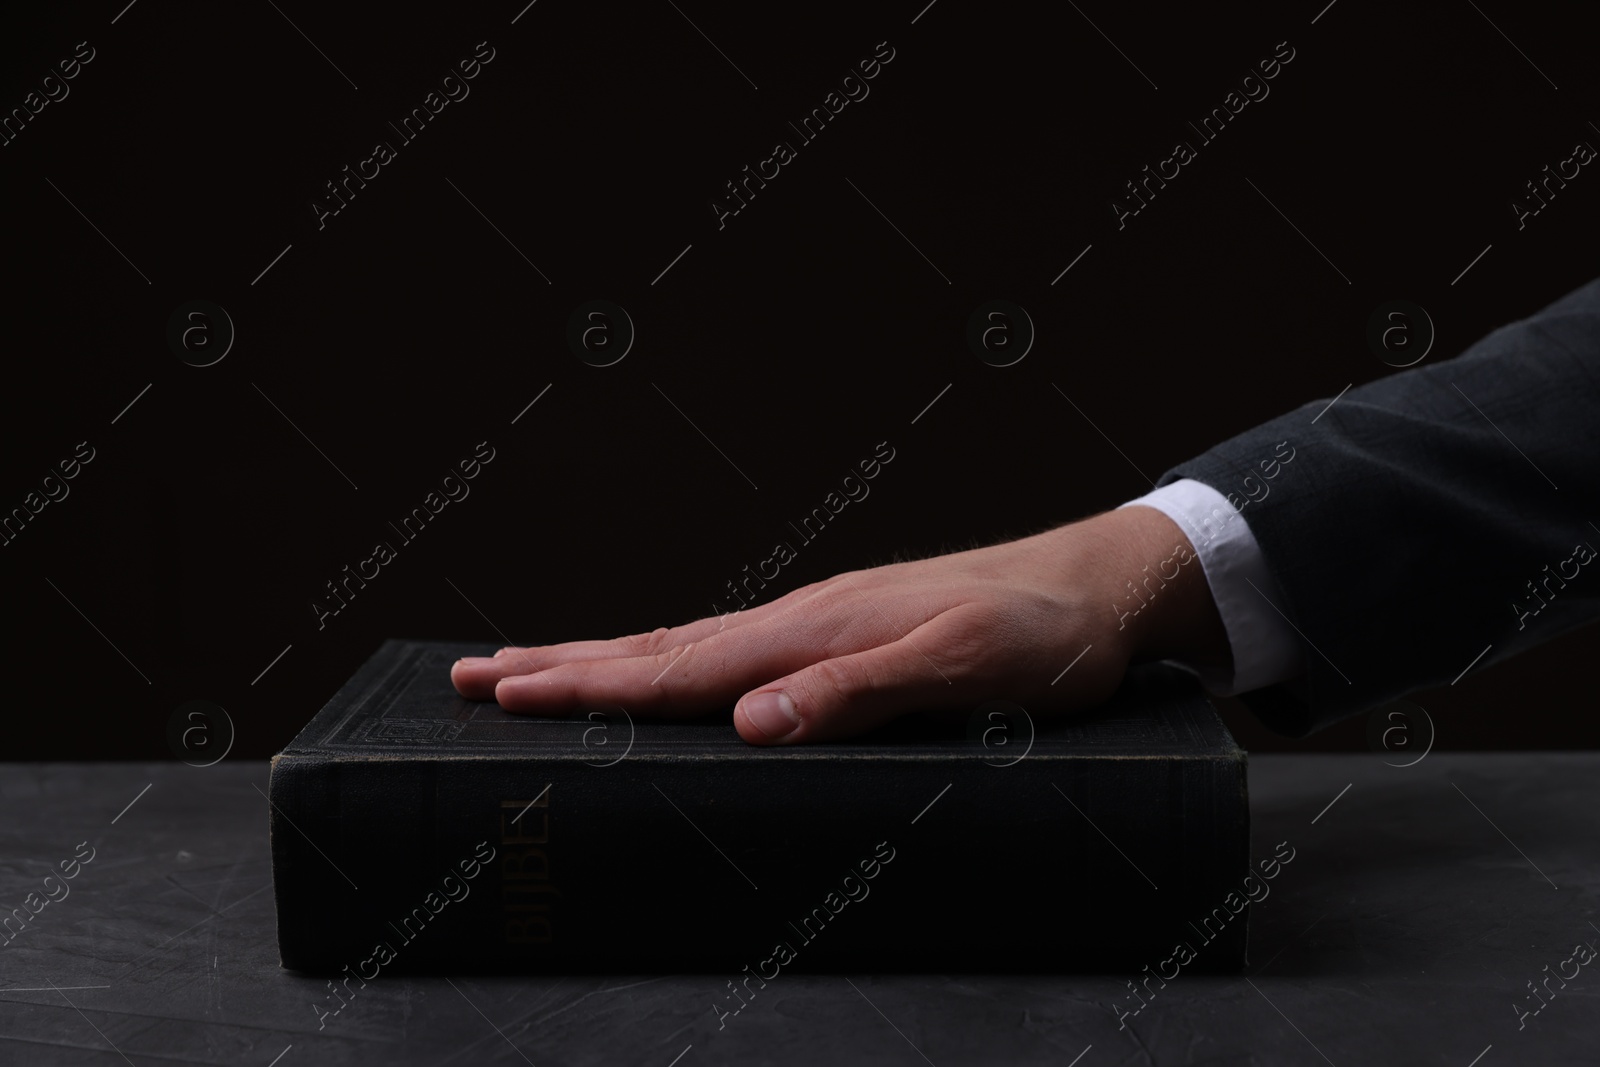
left=269, top=639, right=1250, bottom=974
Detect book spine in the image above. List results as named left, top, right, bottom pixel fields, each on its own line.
left=269, top=749, right=1247, bottom=972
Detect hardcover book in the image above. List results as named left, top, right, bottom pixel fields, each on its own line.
left=269, top=639, right=1251, bottom=974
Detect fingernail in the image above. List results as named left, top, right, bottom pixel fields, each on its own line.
left=741, top=690, right=799, bottom=739
left=457, top=656, right=495, bottom=665
left=494, top=647, right=511, bottom=658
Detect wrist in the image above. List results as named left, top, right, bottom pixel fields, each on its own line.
left=1078, top=505, right=1233, bottom=677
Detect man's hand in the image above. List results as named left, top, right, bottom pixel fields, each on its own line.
left=450, top=505, right=1231, bottom=744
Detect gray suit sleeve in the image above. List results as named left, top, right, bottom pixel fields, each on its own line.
left=1159, top=276, right=1600, bottom=736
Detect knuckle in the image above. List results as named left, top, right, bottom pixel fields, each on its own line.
left=626, top=626, right=676, bottom=657
left=925, top=611, right=1000, bottom=675
left=495, top=647, right=544, bottom=673
left=799, top=582, right=857, bottom=624
left=810, top=574, right=858, bottom=604
left=804, top=655, right=873, bottom=708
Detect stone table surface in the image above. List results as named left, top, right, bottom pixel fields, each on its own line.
left=1, top=754, right=1596, bottom=1066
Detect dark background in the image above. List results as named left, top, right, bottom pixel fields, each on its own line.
left=2, top=0, right=1596, bottom=759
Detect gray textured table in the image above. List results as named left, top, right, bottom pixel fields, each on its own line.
left=2, top=755, right=1596, bottom=1066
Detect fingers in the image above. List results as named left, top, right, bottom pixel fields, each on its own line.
left=734, top=612, right=980, bottom=745
left=490, top=612, right=823, bottom=715
left=450, top=606, right=774, bottom=700
left=485, top=577, right=936, bottom=717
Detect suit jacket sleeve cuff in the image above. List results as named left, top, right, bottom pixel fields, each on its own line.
left=1119, top=480, right=1305, bottom=697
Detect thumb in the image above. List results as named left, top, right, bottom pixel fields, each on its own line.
left=733, top=625, right=964, bottom=745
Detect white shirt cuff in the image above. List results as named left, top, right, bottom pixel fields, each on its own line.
left=1117, top=479, right=1304, bottom=696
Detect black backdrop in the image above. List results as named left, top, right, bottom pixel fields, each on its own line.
left=3, top=0, right=1596, bottom=759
